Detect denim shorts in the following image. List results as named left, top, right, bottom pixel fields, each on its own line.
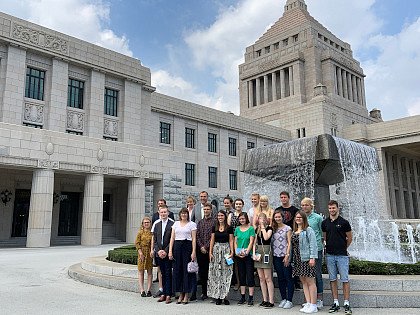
left=326, top=255, right=349, bottom=283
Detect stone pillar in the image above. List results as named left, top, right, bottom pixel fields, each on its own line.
left=336, top=68, right=343, bottom=96
left=248, top=80, right=254, bottom=107
left=347, top=73, right=353, bottom=101
left=263, top=75, right=269, bottom=104
left=1, top=45, right=27, bottom=124
left=377, top=149, right=392, bottom=219
left=81, top=174, right=104, bottom=245
left=280, top=69, right=286, bottom=98
left=386, top=153, right=398, bottom=218
left=121, top=80, right=142, bottom=144
left=256, top=77, right=261, bottom=105
left=26, top=169, right=54, bottom=247
left=342, top=70, right=348, bottom=99
left=48, top=58, right=68, bottom=132
left=352, top=75, right=358, bottom=103
left=126, top=177, right=146, bottom=243
left=293, top=62, right=304, bottom=99
left=271, top=72, right=277, bottom=101
left=404, top=158, right=415, bottom=219
left=356, top=78, right=362, bottom=105
left=86, top=70, right=105, bottom=138
left=361, top=78, right=367, bottom=106
left=289, top=66, right=294, bottom=96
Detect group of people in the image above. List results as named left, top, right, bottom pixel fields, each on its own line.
left=135, top=191, right=353, bottom=315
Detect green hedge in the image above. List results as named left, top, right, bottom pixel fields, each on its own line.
left=107, top=245, right=137, bottom=265
left=107, top=245, right=420, bottom=275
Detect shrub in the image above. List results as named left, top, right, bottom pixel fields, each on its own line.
left=107, top=245, right=137, bottom=265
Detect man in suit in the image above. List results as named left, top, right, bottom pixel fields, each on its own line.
left=151, top=206, right=174, bottom=304
left=192, top=191, right=217, bottom=223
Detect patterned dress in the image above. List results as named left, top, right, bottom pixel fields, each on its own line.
left=135, top=229, right=153, bottom=271
left=291, top=232, right=316, bottom=277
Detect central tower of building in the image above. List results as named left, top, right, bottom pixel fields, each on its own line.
left=239, top=0, right=381, bottom=138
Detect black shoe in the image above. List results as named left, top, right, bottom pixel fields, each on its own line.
left=264, top=303, right=274, bottom=309
left=259, top=301, right=267, bottom=307
left=247, top=297, right=254, bottom=306
left=238, top=296, right=246, bottom=305
left=344, top=305, right=352, bottom=315
left=329, top=303, right=340, bottom=313
left=153, top=290, right=163, bottom=298
left=224, top=299, right=230, bottom=305
left=146, top=291, right=152, bottom=297
left=216, top=299, right=222, bottom=305
left=200, top=294, right=208, bottom=301
left=140, top=291, right=146, bottom=297
left=190, top=293, right=197, bottom=301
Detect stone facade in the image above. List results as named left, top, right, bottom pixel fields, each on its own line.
left=0, top=12, right=289, bottom=247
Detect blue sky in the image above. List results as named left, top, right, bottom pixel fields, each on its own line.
left=1, top=0, right=420, bottom=121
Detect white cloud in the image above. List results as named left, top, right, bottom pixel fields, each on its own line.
left=0, top=0, right=132, bottom=56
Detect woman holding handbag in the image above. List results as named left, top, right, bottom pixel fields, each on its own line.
left=168, top=208, right=197, bottom=304
left=207, top=210, right=234, bottom=305
left=234, top=212, right=256, bottom=306
left=252, top=212, right=274, bottom=308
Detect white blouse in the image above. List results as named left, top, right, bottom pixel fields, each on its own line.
left=172, top=221, right=197, bottom=241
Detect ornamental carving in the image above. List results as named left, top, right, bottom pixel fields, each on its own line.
left=66, top=110, right=84, bottom=132
left=38, top=159, right=59, bottom=169
left=104, top=118, right=118, bottom=138
left=91, top=165, right=109, bottom=174
left=134, top=170, right=150, bottom=178
left=12, top=23, right=68, bottom=54
left=23, top=102, right=44, bottom=125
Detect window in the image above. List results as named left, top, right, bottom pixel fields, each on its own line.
left=273, top=42, right=279, bottom=50
left=297, top=127, right=306, bottom=138
left=104, top=88, right=118, bottom=116
left=283, top=38, right=289, bottom=47
left=331, top=127, right=337, bottom=136
left=265, top=46, right=270, bottom=53
left=229, top=170, right=238, bottom=190
left=160, top=122, right=171, bottom=144
left=68, top=78, right=84, bottom=109
left=256, top=50, right=261, bottom=57
left=208, top=133, right=217, bottom=153
left=67, top=130, right=83, bottom=136
left=103, top=194, right=111, bottom=221
left=185, top=163, right=195, bottom=186
left=209, top=166, right=218, bottom=188
left=185, top=127, right=195, bottom=149
left=25, top=67, right=45, bottom=100
left=103, top=136, right=117, bottom=141
left=247, top=141, right=255, bottom=149
left=293, top=34, right=299, bottom=42
left=228, top=137, right=237, bottom=156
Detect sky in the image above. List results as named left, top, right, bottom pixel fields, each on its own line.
left=0, top=0, right=419, bottom=121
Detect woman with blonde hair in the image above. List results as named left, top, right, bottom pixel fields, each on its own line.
left=253, top=195, right=273, bottom=228
left=135, top=216, right=154, bottom=297
left=252, top=212, right=274, bottom=308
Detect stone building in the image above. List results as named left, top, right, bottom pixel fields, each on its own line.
left=0, top=0, right=419, bottom=248
left=0, top=12, right=289, bottom=247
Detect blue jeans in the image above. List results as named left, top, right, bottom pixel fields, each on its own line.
left=326, top=255, right=349, bottom=283
left=315, top=250, right=324, bottom=295
left=273, top=256, right=294, bottom=302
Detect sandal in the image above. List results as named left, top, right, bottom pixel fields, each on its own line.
left=140, top=291, right=146, bottom=297
left=146, top=291, right=152, bottom=297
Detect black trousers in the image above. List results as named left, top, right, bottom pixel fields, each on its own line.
left=236, top=255, right=255, bottom=287
left=196, top=249, right=210, bottom=295
left=157, top=256, right=172, bottom=296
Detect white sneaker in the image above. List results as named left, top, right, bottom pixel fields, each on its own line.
left=278, top=299, right=287, bottom=308
left=283, top=301, right=293, bottom=309
left=304, top=304, right=318, bottom=313
left=300, top=303, right=310, bottom=312
left=316, top=300, right=323, bottom=309
left=302, top=302, right=308, bottom=307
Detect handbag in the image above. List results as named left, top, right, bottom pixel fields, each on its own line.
left=187, top=261, right=199, bottom=273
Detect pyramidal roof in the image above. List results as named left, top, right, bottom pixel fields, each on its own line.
left=254, top=0, right=348, bottom=48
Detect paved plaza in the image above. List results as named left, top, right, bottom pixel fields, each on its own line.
left=0, top=245, right=418, bottom=315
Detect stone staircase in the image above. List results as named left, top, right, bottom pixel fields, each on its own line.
left=68, top=256, right=420, bottom=308
left=0, top=237, right=26, bottom=247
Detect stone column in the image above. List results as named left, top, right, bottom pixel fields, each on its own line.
left=404, top=158, right=415, bottom=219
left=263, top=75, right=269, bottom=104
left=293, top=62, right=304, bottom=99
left=280, top=69, right=286, bottom=98
left=271, top=72, right=277, bottom=101
left=48, top=58, right=68, bottom=132
left=248, top=80, right=254, bottom=107
left=356, top=78, right=362, bottom=105
left=1, top=45, right=27, bottom=124
left=86, top=70, right=105, bottom=138
left=347, top=73, right=353, bottom=101
left=26, top=169, right=54, bottom=247
left=336, top=68, right=343, bottom=96
left=126, top=177, right=146, bottom=243
left=342, top=70, right=348, bottom=99
left=377, top=149, right=392, bottom=219
left=256, top=77, right=261, bottom=105
left=386, top=153, right=398, bottom=218
left=352, top=75, right=358, bottom=103
left=361, top=78, right=367, bottom=106
left=289, top=66, right=294, bottom=96
left=81, top=173, right=104, bottom=245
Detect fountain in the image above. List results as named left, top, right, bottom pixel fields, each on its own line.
left=241, top=134, right=419, bottom=263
